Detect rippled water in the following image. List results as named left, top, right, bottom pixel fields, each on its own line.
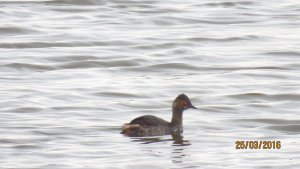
left=1, top=0, right=300, bottom=168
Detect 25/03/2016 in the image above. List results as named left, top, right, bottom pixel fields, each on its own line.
left=235, top=141, right=281, bottom=149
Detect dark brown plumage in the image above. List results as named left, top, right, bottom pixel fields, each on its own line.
left=121, top=94, right=197, bottom=137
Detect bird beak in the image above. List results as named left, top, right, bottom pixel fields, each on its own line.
left=190, top=105, right=197, bottom=109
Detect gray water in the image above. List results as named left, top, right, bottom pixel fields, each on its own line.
left=1, top=0, right=300, bottom=168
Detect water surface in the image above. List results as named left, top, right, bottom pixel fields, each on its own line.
left=0, top=0, right=300, bottom=168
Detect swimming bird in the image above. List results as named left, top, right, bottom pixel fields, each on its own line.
left=121, top=94, right=197, bottom=137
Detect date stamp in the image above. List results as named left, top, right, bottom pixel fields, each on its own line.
left=235, top=141, right=281, bottom=149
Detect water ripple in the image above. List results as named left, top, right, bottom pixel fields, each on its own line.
left=266, top=125, right=300, bottom=133
left=57, top=59, right=140, bottom=69
left=227, top=93, right=300, bottom=101
left=0, top=26, right=40, bottom=35
left=1, top=0, right=300, bottom=168
left=0, top=40, right=134, bottom=49
left=1, top=63, right=56, bottom=71
left=203, top=1, right=256, bottom=7
left=186, top=35, right=262, bottom=42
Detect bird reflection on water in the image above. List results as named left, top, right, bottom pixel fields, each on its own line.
left=131, top=133, right=191, bottom=146
left=131, top=134, right=190, bottom=164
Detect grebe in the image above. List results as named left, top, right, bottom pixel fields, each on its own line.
left=121, top=94, right=197, bottom=137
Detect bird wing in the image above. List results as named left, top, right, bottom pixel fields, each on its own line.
left=129, top=115, right=170, bottom=127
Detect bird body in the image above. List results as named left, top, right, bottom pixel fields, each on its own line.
left=121, top=94, right=197, bottom=137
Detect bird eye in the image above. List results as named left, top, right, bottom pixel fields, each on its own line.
left=183, top=101, right=188, bottom=106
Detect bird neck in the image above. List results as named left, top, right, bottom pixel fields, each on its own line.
left=170, top=107, right=183, bottom=133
